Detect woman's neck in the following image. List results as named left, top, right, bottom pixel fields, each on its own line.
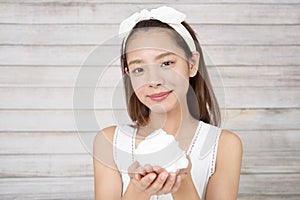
left=146, top=101, right=198, bottom=136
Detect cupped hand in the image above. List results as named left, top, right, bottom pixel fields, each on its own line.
left=127, top=162, right=182, bottom=196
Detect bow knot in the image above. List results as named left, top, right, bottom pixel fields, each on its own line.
left=139, top=9, right=152, bottom=21
left=119, top=6, right=186, bottom=35
left=119, top=6, right=196, bottom=51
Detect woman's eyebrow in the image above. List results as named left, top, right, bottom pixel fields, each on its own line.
left=128, top=52, right=176, bottom=66
left=155, top=52, right=176, bottom=60
left=128, top=59, right=143, bottom=67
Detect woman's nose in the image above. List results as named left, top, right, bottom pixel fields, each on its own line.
left=147, top=67, right=164, bottom=88
left=149, top=82, right=162, bottom=88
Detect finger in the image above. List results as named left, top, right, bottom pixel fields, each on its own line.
left=177, top=170, right=188, bottom=180
left=138, top=173, right=157, bottom=191
left=128, top=161, right=140, bottom=179
left=156, top=172, right=176, bottom=195
left=137, top=166, right=147, bottom=175
left=170, top=175, right=182, bottom=193
left=177, top=168, right=188, bottom=177
left=135, top=166, right=147, bottom=180
left=144, top=164, right=154, bottom=173
left=146, top=171, right=169, bottom=194
left=131, top=178, right=145, bottom=193
left=128, top=161, right=140, bottom=173
left=153, top=166, right=165, bottom=174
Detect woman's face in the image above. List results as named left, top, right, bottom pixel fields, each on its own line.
left=125, top=28, right=198, bottom=114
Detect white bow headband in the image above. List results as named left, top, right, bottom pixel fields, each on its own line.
left=119, top=6, right=196, bottom=52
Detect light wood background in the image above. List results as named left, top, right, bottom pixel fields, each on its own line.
left=0, top=0, right=299, bottom=199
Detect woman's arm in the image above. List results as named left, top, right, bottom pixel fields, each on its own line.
left=93, top=157, right=122, bottom=199
left=205, top=130, right=243, bottom=200
left=94, top=156, right=151, bottom=200
left=93, top=126, right=123, bottom=200
left=93, top=126, right=154, bottom=200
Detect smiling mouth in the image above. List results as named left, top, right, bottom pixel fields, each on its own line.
left=148, top=91, right=173, bottom=102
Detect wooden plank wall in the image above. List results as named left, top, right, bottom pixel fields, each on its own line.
left=0, top=0, right=299, bottom=199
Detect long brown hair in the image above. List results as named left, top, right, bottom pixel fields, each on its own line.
left=120, top=20, right=221, bottom=127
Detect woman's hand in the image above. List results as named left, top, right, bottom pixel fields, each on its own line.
left=127, top=162, right=182, bottom=196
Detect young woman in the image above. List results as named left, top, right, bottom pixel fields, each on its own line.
left=94, top=6, right=242, bottom=200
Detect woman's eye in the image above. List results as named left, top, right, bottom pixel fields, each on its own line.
left=161, top=61, right=174, bottom=67
left=132, top=67, right=144, bottom=74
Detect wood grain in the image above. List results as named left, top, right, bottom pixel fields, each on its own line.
left=0, top=3, right=299, bottom=24
left=0, top=45, right=299, bottom=66
left=0, top=130, right=298, bottom=154
left=0, top=109, right=299, bottom=131
left=0, top=177, right=94, bottom=199
left=0, top=87, right=298, bottom=109
left=0, top=151, right=299, bottom=177
left=1, top=24, right=299, bottom=45
left=0, top=1, right=299, bottom=199
left=0, top=66, right=299, bottom=87
left=239, top=174, right=300, bottom=195
left=1, top=0, right=300, bottom=4
left=0, top=174, right=299, bottom=199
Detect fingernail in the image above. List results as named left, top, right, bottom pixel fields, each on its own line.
left=137, top=167, right=144, bottom=174
left=145, top=165, right=152, bottom=172
left=149, top=174, right=156, bottom=181
left=169, top=173, right=175, bottom=181
left=161, top=173, right=168, bottom=180
left=153, top=166, right=160, bottom=171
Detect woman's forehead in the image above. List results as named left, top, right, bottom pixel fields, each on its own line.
left=125, top=28, right=186, bottom=57
left=125, top=48, right=184, bottom=65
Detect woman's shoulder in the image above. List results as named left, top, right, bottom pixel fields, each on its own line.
left=216, top=129, right=243, bottom=167
left=93, top=126, right=118, bottom=166
left=94, top=126, right=117, bottom=145
left=219, top=129, right=243, bottom=151
left=203, top=121, right=242, bottom=148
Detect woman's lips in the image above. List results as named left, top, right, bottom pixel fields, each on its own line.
left=148, top=91, right=173, bottom=102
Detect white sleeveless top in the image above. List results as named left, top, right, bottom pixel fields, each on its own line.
left=113, top=121, right=221, bottom=200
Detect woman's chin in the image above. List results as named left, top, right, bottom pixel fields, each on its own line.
left=149, top=104, right=167, bottom=114
left=148, top=101, right=179, bottom=115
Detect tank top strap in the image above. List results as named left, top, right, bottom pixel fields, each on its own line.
left=198, top=123, right=222, bottom=176
left=113, top=125, right=137, bottom=173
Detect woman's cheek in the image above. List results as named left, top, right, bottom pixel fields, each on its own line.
left=130, top=79, right=148, bottom=101
left=130, top=77, right=147, bottom=93
left=165, top=69, right=189, bottom=88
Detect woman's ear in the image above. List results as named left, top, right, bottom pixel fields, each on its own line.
left=189, top=51, right=200, bottom=77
